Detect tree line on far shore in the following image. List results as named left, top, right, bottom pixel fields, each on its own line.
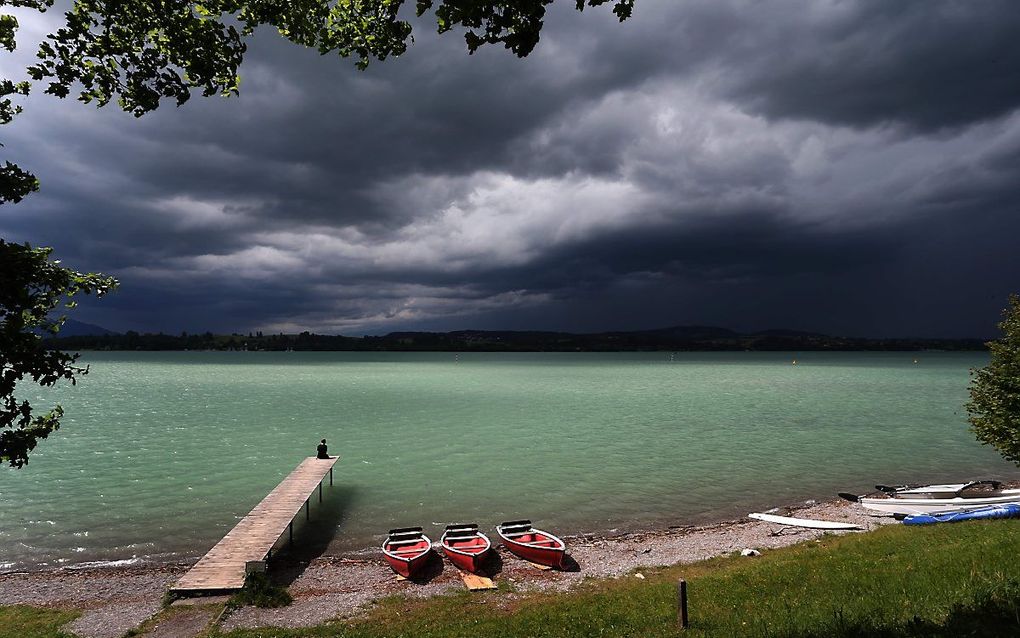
left=44, top=327, right=988, bottom=353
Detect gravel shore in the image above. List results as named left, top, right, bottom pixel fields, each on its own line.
left=0, top=498, right=893, bottom=636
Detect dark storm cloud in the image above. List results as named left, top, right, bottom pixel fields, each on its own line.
left=2, top=0, right=1019, bottom=336
left=4, top=1, right=723, bottom=229
left=722, top=0, right=1020, bottom=131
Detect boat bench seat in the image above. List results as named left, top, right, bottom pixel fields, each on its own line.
left=391, top=548, right=427, bottom=556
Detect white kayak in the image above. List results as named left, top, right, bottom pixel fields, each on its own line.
left=859, top=490, right=1020, bottom=516
left=895, top=483, right=973, bottom=497
left=877, top=480, right=1002, bottom=499
left=748, top=513, right=861, bottom=530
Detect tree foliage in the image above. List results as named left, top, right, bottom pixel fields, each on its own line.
left=967, top=294, right=1020, bottom=466
left=0, top=1, right=112, bottom=468
left=27, top=0, right=635, bottom=116
left=0, top=240, right=117, bottom=467
left=1, top=2, right=48, bottom=203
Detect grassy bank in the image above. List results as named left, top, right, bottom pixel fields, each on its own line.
left=0, top=606, right=79, bottom=638
left=5, top=520, right=1020, bottom=637
left=216, top=520, right=1020, bottom=638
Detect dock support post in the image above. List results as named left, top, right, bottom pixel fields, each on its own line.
left=319, top=482, right=323, bottom=502
left=677, top=579, right=689, bottom=629
left=305, top=500, right=310, bottom=520
left=330, top=467, right=333, bottom=486
left=289, top=522, right=293, bottom=545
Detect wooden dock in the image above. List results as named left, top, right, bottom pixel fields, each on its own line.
left=172, top=456, right=340, bottom=594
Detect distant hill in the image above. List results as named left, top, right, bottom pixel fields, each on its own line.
left=620, top=325, right=740, bottom=340
left=750, top=329, right=827, bottom=338
left=44, top=324, right=987, bottom=352
left=58, top=319, right=117, bottom=337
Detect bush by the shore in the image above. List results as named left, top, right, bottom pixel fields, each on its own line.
left=228, top=571, right=293, bottom=609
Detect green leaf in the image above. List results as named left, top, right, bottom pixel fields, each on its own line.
left=967, top=294, right=1020, bottom=466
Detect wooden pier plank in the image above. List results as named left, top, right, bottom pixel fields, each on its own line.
left=172, top=456, right=339, bottom=593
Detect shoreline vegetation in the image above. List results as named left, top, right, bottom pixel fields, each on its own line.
left=9, top=498, right=1020, bottom=637
left=44, top=325, right=988, bottom=352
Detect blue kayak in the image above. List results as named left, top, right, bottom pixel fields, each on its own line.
left=903, top=503, right=1020, bottom=526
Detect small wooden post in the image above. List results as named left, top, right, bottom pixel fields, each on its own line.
left=319, top=482, right=323, bottom=502
left=305, top=500, right=310, bottom=520
left=245, top=560, right=267, bottom=575
left=329, top=467, right=333, bottom=485
left=677, top=578, right=689, bottom=629
left=289, top=522, right=293, bottom=544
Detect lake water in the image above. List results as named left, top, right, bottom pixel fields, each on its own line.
left=2, top=351, right=1015, bottom=571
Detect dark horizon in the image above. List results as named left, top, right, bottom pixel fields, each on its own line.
left=56, top=318, right=993, bottom=346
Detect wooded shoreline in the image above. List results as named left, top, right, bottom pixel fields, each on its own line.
left=45, top=326, right=988, bottom=352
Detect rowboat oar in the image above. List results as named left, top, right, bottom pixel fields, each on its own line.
left=875, top=484, right=915, bottom=494
left=953, top=480, right=1002, bottom=496
left=842, top=484, right=932, bottom=501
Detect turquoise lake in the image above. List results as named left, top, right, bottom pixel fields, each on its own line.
left=2, top=351, right=1016, bottom=570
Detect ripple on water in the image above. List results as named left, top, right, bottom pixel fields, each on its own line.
left=3, top=350, right=1018, bottom=569
left=66, top=557, right=142, bottom=570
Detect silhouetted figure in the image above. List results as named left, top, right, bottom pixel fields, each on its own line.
left=316, top=438, right=329, bottom=459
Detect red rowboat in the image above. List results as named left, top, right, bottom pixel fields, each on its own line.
left=382, top=527, right=433, bottom=578
left=440, top=524, right=492, bottom=574
left=496, top=519, right=566, bottom=569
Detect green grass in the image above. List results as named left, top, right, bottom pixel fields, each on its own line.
left=6, top=521, right=1020, bottom=637
left=0, top=606, right=79, bottom=638
left=228, top=571, right=294, bottom=608
left=213, top=521, right=1020, bottom=638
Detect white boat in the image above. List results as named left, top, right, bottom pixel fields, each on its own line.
left=748, top=513, right=861, bottom=530
left=876, top=480, right=1001, bottom=499
left=840, top=480, right=1019, bottom=516
left=859, top=489, right=1020, bottom=516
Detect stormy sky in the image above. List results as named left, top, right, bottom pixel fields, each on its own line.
left=2, top=0, right=1019, bottom=337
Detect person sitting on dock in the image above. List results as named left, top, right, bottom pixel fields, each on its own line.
left=316, top=439, right=330, bottom=459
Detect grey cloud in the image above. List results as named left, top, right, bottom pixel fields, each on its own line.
left=3, top=0, right=1020, bottom=337
left=723, top=0, right=1020, bottom=131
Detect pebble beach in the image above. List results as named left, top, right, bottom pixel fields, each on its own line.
left=0, top=498, right=893, bottom=637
